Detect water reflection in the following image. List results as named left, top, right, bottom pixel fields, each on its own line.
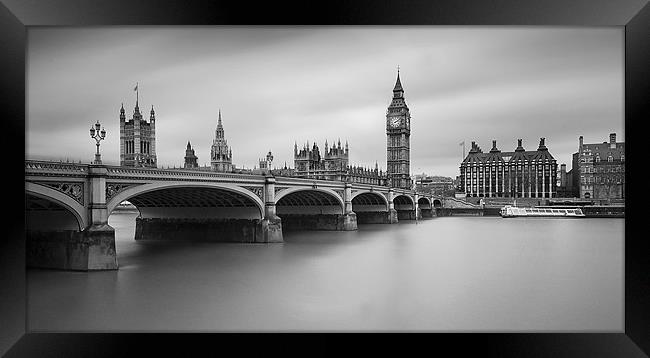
left=27, top=212, right=623, bottom=331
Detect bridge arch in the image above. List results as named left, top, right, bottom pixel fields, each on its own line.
left=351, top=191, right=389, bottom=211
left=25, top=182, right=87, bottom=231
left=393, top=194, right=415, bottom=210
left=433, top=199, right=443, bottom=208
left=106, top=182, right=265, bottom=219
left=275, top=187, right=344, bottom=214
left=418, top=197, right=432, bottom=209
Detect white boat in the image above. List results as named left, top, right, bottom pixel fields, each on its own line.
left=500, top=205, right=585, bottom=218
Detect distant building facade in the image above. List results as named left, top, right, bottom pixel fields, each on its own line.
left=258, top=151, right=274, bottom=173
left=459, top=138, right=557, bottom=198
left=347, top=163, right=388, bottom=186
left=556, top=163, right=575, bottom=197
left=294, top=140, right=349, bottom=181
left=270, top=163, right=295, bottom=177
left=293, top=140, right=387, bottom=185
left=184, top=141, right=198, bottom=169
left=211, top=110, right=233, bottom=172
left=571, top=133, right=625, bottom=200
left=415, top=174, right=455, bottom=196
left=119, top=101, right=157, bottom=167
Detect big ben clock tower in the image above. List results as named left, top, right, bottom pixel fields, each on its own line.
left=386, top=68, right=412, bottom=189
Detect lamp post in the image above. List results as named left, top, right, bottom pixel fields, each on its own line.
left=89, top=120, right=106, bottom=164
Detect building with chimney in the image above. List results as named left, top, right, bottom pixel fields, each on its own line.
left=184, top=141, right=198, bottom=169
left=571, top=133, right=625, bottom=200
left=119, top=98, right=157, bottom=168
left=211, top=110, right=233, bottom=172
left=459, top=138, right=557, bottom=198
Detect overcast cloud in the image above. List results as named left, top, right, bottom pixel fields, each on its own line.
left=26, top=26, right=623, bottom=177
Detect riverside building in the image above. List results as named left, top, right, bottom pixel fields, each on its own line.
left=459, top=138, right=558, bottom=198
left=571, top=133, right=625, bottom=200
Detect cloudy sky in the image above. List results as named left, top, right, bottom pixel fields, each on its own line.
left=27, top=27, right=623, bottom=177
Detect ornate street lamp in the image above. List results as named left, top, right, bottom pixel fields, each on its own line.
left=89, top=120, right=106, bottom=164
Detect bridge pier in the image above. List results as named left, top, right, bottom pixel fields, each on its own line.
left=277, top=214, right=357, bottom=231
left=397, top=209, right=421, bottom=220
left=341, top=183, right=358, bottom=230
left=82, top=166, right=118, bottom=269
left=262, top=176, right=284, bottom=242
left=355, top=210, right=397, bottom=224
left=26, top=225, right=118, bottom=271
left=421, top=208, right=435, bottom=218
left=387, top=189, right=399, bottom=223
left=134, top=217, right=280, bottom=242
left=27, top=165, right=118, bottom=271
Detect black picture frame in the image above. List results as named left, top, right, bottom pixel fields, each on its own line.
left=2, top=0, right=648, bottom=356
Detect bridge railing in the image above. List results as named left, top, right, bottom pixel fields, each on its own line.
left=105, top=166, right=266, bottom=181
left=273, top=176, right=417, bottom=195
left=25, top=160, right=89, bottom=174
left=25, top=160, right=419, bottom=195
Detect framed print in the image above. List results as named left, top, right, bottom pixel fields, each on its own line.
left=2, top=0, right=649, bottom=356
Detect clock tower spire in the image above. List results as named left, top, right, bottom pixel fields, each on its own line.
left=386, top=68, right=412, bottom=189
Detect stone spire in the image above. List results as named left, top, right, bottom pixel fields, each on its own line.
left=393, top=67, right=403, bottom=93
left=215, top=110, right=225, bottom=139
left=119, top=103, right=125, bottom=121
left=211, top=109, right=232, bottom=172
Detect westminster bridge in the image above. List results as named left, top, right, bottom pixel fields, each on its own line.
left=25, top=160, right=477, bottom=271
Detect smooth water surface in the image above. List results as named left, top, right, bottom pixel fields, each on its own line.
left=27, top=213, right=624, bottom=331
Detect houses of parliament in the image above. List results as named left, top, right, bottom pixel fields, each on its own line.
left=119, top=71, right=414, bottom=190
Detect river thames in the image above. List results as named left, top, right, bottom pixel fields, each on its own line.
left=27, top=212, right=623, bottom=332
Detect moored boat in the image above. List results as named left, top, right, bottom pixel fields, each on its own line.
left=500, top=205, right=585, bottom=218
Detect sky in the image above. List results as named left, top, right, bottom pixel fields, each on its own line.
left=26, top=26, right=624, bottom=178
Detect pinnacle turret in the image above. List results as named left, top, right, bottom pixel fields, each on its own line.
left=150, top=105, right=156, bottom=121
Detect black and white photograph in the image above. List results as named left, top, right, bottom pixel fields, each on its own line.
left=22, top=25, right=628, bottom=333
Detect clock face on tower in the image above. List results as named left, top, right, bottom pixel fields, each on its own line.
left=390, top=117, right=400, bottom=128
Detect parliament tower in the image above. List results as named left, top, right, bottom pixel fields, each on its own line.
left=119, top=91, right=157, bottom=168
left=386, top=69, right=412, bottom=189
left=211, top=109, right=233, bottom=172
